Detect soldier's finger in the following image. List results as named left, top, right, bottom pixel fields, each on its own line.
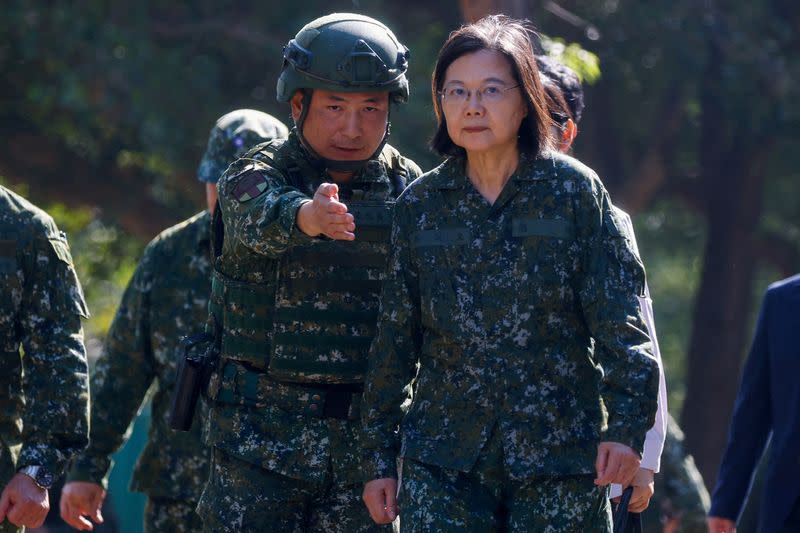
left=326, top=230, right=356, bottom=241
left=6, top=503, right=25, bottom=527
left=316, top=183, right=339, bottom=200
left=362, top=489, right=385, bottom=523
left=60, top=502, right=94, bottom=531
left=68, top=513, right=96, bottom=531
left=326, top=212, right=354, bottom=226
left=595, top=453, right=621, bottom=485
left=90, top=504, right=104, bottom=524
left=325, top=199, right=349, bottom=215
left=0, top=490, right=10, bottom=522
left=385, top=486, right=398, bottom=521
left=594, top=447, right=609, bottom=483
left=622, top=466, right=638, bottom=487
left=28, top=505, right=48, bottom=529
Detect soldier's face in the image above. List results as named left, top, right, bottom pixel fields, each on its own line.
left=291, top=90, right=390, bottom=161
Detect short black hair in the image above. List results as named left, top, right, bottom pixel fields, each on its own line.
left=535, top=55, right=584, bottom=124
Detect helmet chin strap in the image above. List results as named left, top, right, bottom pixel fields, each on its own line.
left=294, top=90, right=391, bottom=174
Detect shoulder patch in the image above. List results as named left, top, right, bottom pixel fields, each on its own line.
left=231, top=171, right=269, bottom=202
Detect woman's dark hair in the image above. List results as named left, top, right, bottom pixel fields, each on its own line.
left=430, top=15, right=553, bottom=157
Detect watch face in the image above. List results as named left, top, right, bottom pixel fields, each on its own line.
left=37, top=470, right=54, bottom=489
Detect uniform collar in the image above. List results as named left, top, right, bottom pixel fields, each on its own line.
left=430, top=151, right=558, bottom=189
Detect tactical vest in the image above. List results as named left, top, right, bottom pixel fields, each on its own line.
left=210, top=150, right=407, bottom=385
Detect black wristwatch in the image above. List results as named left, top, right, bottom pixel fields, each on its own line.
left=18, top=465, right=54, bottom=490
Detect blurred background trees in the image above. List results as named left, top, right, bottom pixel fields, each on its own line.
left=2, top=1, right=798, bottom=531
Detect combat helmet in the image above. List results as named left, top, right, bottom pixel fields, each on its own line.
left=276, top=13, right=411, bottom=171
left=197, top=109, right=289, bottom=184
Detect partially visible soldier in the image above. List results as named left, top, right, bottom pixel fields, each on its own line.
left=0, top=185, right=90, bottom=532
left=197, top=13, right=421, bottom=532
left=647, top=415, right=709, bottom=533
left=59, top=110, right=288, bottom=533
left=538, top=55, right=710, bottom=532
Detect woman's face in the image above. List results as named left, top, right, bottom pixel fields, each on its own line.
left=440, top=49, right=528, bottom=156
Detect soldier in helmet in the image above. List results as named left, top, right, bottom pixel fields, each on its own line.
left=0, top=186, right=90, bottom=532
left=58, top=110, right=287, bottom=533
left=196, top=13, right=421, bottom=532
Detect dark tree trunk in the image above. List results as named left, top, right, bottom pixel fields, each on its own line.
left=681, top=33, right=772, bottom=489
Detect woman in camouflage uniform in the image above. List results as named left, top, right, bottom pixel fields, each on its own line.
left=361, top=15, right=660, bottom=532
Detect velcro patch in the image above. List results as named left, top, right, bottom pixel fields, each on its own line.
left=232, top=171, right=269, bottom=202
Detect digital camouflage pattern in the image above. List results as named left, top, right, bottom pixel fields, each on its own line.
left=361, top=152, right=660, bottom=488
left=199, top=130, right=420, bottom=530
left=197, top=109, right=289, bottom=184
left=400, top=462, right=611, bottom=532
left=199, top=448, right=384, bottom=532
left=67, top=211, right=212, bottom=509
left=644, top=414, right=710, bottom=533
left=398, top=423, right=612, bottom=532
left=144, top=497, right=204, bottom=533
left=0, top=185, right=90, bottom=533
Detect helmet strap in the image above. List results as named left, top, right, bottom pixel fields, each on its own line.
left=294, top=90, right=392, bottom=174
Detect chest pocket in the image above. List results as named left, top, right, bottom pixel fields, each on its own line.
left=411, top=228, right=469, bottom=334
left=510, top=216, right=578, bottom=314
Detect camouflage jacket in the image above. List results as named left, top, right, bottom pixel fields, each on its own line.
left=0, top=185, right=89, bottom=482
left=644, top=414, right=710, bottom=533
left=361, top=152, right=660, bottom=481
left=68, top=211, right=211, bottom=501
left=205, top=131, right=421, bottom=484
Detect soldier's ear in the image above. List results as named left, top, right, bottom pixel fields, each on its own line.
left=290, top=91, right=305, bottom=121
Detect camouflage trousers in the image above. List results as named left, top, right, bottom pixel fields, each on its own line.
left=197, top=447, right=389, bottom=533
left=145, top=497, right=203, bottom=533
left=399, top=459, right=611, bottom=532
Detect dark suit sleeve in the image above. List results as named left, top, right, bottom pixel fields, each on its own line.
left=709, top=289, right=773, bottom=521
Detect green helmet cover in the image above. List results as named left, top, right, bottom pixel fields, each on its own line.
left=276, top=13, right=410, bottom=104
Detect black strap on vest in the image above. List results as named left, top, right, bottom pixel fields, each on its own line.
left=211, top=199, right=224, bottom=259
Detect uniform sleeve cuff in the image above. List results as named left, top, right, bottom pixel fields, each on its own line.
left=17, top=444, right=69, bottom=479
left=603, top=420, right=648, bottom=456
left=65, top=456, right=112, bottom=489
left=362, top=449, right=399, bottom=481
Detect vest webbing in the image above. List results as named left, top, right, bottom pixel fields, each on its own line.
left=269, top=199, right=393, bottom=384
left=210, top=152, right=403, bottom=384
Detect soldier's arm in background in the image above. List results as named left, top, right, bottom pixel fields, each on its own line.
left=361, top=197, right=422, bottom=524
left=61, top=242, right=159, bottom=530
left=575, top=178, right=660, bottom=486
left=0, top=220, right=89, bottom=528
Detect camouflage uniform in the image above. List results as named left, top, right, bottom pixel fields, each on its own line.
left=643, top=414, right=709, bottom=533
left=66, top=211, right=212, bottom=532
left=197, top=131, right=421, bottom=532
left=361, top=152, right=660, bottom=532
left=66, top=110, right=287, bottom=532
left=0, top=185, right=90, bottom=533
